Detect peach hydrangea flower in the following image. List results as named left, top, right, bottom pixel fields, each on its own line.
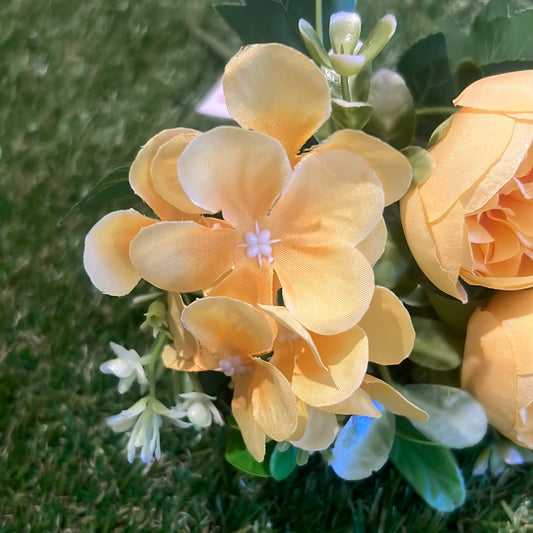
left=164, top=295, right=298, bottom=462
left=260, top=287, right=428, bottom=450
left=84, top=43, right=411, bottom=336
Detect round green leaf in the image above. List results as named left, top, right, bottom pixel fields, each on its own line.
left=390, top=419, right=466, bottom=512
left=225, top=429, right=271, bottom=477
left=269, top=443, right=298, bottom=481
left=330, top=407, right=395, bottom=480
left=410, top=316, right=463, bottom=370
left=400, top=384, right=488, bottom=448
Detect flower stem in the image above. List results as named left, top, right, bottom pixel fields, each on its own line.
left=340, top=75, right=351, bottom=101
left=315, top=0, right=323, bottom=43
left=148, top=332, right=167, bottom=397
left=415, top=106, right=456, bottom=116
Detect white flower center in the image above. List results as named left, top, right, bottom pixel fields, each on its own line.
left=238, top=221, right=281, bottom=268
left=218, top=355, right=252, bottom=377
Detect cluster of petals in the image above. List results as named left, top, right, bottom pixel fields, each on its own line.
left=162, top=292, right=427, bottom=461
left=401, top=70, right=533, bottom=300
left=84, top=42, right=411, bottom=336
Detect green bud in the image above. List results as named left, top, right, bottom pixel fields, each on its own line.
left=365, top=69, right=415, bottom=149
left=329, top=53, right=365, bottom=77
left=140, top=299, right=168, bottom=337
left=402, top=146, right=434, bottom=188
left=298, top=19, right=331, bottom=68
left=329, top=12, right=361, bottom=55
left=358, top=14, right=396, bottom=62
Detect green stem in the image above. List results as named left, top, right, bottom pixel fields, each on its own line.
left=340, top=75, right=351, bottom=101
left=415, top=106, right=456, bottom=116
left=315, top=0, right=323, bottom=43
left=148, top=332, right=167, bottom=397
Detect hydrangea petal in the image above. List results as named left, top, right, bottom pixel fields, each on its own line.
left=315, top=129, right=412, bottom=206
left=223, top=43, right=331, bottom=162
left=293, top=325, right=368, bottom=407
left=129, top=128, right=199, bottom=220
left=181, top=296, right=273, bottom=357
left=130, top=221, right=236, bottom=293
left=361, top=375, right=429, bottom=422
left=453, top=70, right=533, bottom=113
left=276, top=244, right=375, bottom=335
left=150, top=131, right=205, bottom=214
left=232, top=373, right=266, bottom=461
left=271, top=148, right=384, bottom=247
left=84, top=209, right=155, bottom=296
left=359, top=286, right=414, bottom=365
left=290, top=406, right=339, bottom=451
left=250, top=358, right=298, bottom=442
left=320, top=387, right=381, bottom=417
left=178, top=127, right=291, bottom=228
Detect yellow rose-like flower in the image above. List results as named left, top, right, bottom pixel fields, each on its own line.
left=462, top=289, right=533, bottom=449
left=401, top=71, right=533, bottom=301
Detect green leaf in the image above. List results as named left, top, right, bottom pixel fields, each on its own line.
left=400, top=384, right=488, bottom=448
left=225, top=428, right=271, bottom=477
left=330, top=407, right=395, bottom=480
left=59, top=166, right=133, bottom=226
left=397, top=33, right=455, bottom=142
left=402, top=146, right=434, bottom=188
left=298, top=18, right=332, bottom=67
left=409, top=316, right=463, bottom=371
left=426, top=289, right=484, bottom=333
left=390, top=418, right=466, bottom=512
left=331, top=99, right=372, bottom=129
left=269, top=443, right=298, bottom=480
left=213, top=0, right=356, bottom=53
left=442, top=0, right=533, bottom=70
left=358, top=14, right=396, bottom=62
left=365, top=69, right=415, bottom=149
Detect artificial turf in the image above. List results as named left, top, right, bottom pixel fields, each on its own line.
left=1, top=0, right=532, bottom=531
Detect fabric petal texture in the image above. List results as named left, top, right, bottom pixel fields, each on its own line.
left=84, top=209, right=155, bottom=296
left=223, top=43, right=331, bottom=163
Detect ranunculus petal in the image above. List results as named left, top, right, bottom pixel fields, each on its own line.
left=401, top=186, right=467, bottom=301
left=359, top=286, right=414, bottom=365
left=177, top=127, right=291, bottom=228
left=84, top=209, right=155, bottom=296
left=463, top=121, right=533, bottom=215
left=232, top=373, right=266, bottom=461
left=271, top=148, right=384, bottom=247
left=150, top=130, right=204, bottom=214
left=314, top=129, right=412, bottom=206
left=223, top=43, right=331, bottom=162
left=276, top=244, right=375, bottom=335
left=130, top=221, right=236, bottom=293
left=292, top=325, right=368, bottom=407
left=181, top=296, right=273, bottom=357
left=362, top=375, right=429, bottom=422
left=453, top=70, right=533, bottom=113
left=420, top=111, right=514, bottom=223
left=129, top=128, right=199, bottom=220
left=250, top=359, right=298, bottom=442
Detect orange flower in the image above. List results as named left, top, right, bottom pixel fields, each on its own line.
left=165, top=295, right=298, bottom=462
left=462, top=289, right=533, bottom=449
left=401, top=71, right=533, bottom=300
left=83, top=128, right=201, bottom=295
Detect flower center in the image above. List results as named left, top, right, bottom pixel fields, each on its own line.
left=238, top=221, right=281, bottom=268
left=218, top=355, right=252, bottom=377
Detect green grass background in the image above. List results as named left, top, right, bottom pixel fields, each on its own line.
left=1, top=0, right=532, bottom=531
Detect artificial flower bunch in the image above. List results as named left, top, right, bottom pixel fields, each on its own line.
left=81, top=2, right=533, bottom=512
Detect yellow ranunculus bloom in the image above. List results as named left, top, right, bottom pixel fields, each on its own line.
left=462, top=289, right=533, bottom=449
left=401, top=71, right=533, bottom=301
